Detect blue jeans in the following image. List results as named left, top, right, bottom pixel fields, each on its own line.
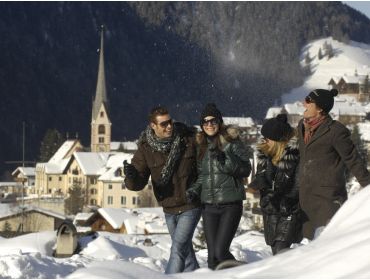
left=164, top=207, right=201, bottom=274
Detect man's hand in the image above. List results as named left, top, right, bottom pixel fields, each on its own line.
left=123, top=160, right=138, bottom=179
left=186, top=190, right=199, bottom=204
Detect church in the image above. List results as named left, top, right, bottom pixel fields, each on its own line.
left=33, top=27, right=157, bottom=210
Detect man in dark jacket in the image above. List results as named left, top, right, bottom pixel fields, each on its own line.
left=123, top=106, right=201, bottom=274
left=298, top=88, right=370, bottom=240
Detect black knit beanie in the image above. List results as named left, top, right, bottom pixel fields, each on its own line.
left=308, top=88, right=338, bottom=113
left=261, top=114, right=293, bottom=142
left=200, top=103, right=223, bottom=126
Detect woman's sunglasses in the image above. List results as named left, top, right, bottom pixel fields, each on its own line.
left=305, top=96, right=315, bottom=104
left=202, top=118, right=219, bottom=126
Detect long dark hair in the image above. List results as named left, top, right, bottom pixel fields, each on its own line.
left=196, top=124, right=238, bottom=160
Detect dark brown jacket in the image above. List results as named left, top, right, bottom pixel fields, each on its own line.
left=298, top=117, right=370, bottom=239
left=125, top=123, right=200, bottom=214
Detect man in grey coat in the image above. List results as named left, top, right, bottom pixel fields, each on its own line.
left=298, top=88, right=370, bottom=240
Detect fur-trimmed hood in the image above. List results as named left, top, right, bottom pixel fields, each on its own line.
left=196, top=125, right=241, bottom=147
left=256, top=136, right=299, bottom=172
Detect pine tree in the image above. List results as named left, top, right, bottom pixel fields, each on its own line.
left=38, top=129, right=65, bottom=162
left=64, top=182, right=85, bottom=215
left=327, top=43, right=334, bottom=59
left=318, top=48, right=323, bottom=60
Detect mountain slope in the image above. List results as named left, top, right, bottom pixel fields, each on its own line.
left=1, top=2, right=370, bottom=176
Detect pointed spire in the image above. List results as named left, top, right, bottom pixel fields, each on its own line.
left=92, top=25, right=109, bottom=120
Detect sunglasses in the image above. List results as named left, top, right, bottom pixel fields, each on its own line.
left=157, top=119, right=173, bottom=128
left=305, top=96, right=315, bottom=104
left=202, top=118, right=219, bottom=126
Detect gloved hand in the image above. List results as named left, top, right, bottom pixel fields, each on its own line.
left=186, top=190, right=199, bottom=204
left=123, top=160, right=137, bottom=179
left=211, top=148, right=226, bottom=165
left=260, top=192, right=278, bottom=215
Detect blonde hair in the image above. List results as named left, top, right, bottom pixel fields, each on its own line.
left=258, top=140, right=287, bottom=165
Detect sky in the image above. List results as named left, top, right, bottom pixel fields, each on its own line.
left=343, top=1, right=370, bottom=19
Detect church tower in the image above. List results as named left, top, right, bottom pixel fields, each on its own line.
left=91, top=26, right=111, bottom=152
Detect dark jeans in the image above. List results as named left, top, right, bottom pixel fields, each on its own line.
left=164, top=207, right=201, bottom=274
left=202, top=201, right=243, bottom=270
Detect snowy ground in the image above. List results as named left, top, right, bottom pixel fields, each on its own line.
left=0, top=181, right=369, bottom=278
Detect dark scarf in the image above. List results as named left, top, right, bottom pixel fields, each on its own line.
left=303, top=115, right=327, bottom=144
left=142, top=125, right=183, bottom=186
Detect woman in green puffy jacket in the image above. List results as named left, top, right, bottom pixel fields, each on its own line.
left=186, top=103, right=252, bottom=270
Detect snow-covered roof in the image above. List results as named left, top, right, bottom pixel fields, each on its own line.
left=74, top=212, right=94, bottom=222
left=265, top=107, right=282, bottom=119
left=329, top=76, right=341, bottom=84
left=98, top=208, right=133, bottom=229
left=0, top=182, right=22, bottom=187
left=331, top=99, right=366, bottom=117
left=97, top=208, right=168, bottom=234
left=111, top=142, right=138, bottom=151
left=283, top=102, right=305, bottom=115
left=223, top=117, right=255, bottom=127
left=73, top=152, right=112, bottom=176
left=49, top=140, right=79, bottom=163
left=0, top=205, right=66, bottom=220
left=11, top=167, right=35, bottom=177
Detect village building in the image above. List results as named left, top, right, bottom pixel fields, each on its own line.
left=0, top=182, right=22, bottom=202
left=0, top=205, right=65, bottom=236
left=11, top=167, right=36, bottom=195
left=328, top=71, right=370, bottom=102
left=35, top=139, right=83, bottom=197
left=63, top=151, right=157, bottom=208
left=73, top=207, right=168, bottom=235
left=223, top=117, right=257, bottom=144
left=31, top=27, right=157, bottom=211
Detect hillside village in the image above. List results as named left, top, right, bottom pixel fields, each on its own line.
left=1, top=35, right=370, bottom=240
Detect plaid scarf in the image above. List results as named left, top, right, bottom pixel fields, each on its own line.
left=141, top=125, right=183, bottom=186
left=303, top=115, right=327, bottom=144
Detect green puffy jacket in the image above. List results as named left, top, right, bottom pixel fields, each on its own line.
left=189, top=127, right=252, bottom=204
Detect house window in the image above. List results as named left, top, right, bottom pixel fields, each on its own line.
left=100, top=111, right=104, bottom=118
left=90, top=188, right=97, bottom=195
left=90, top=178, right=96, bottom=184
left=108, top=184, right=113, bottom=190
left=98, top=125, right=105, bottom=134
left=121, top=196, right=126, bottom=205
left=121, top=183, right=126, bottom=190
left=108, top=196, right=113, bottom=205
left=137, top=197, right=141, bottom=205
left=132, top=197, right=137, bottom=205
left=59, top=176, right=62, bottom=181
left=99, top=137, right=104, bottom=143
left=48, top=177, right=52, bottom=181
left=90, top=199, right=97, bottom=205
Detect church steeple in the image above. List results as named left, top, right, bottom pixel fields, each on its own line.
left=92, top=25, right=109, bottom=120
left=91, top=25, right=111, bottom=152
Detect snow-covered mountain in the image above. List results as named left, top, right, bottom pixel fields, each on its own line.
left=282, top=37, right=370, bottom=104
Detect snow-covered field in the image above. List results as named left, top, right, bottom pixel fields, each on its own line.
left=0, top=182, right=369, bottom=278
